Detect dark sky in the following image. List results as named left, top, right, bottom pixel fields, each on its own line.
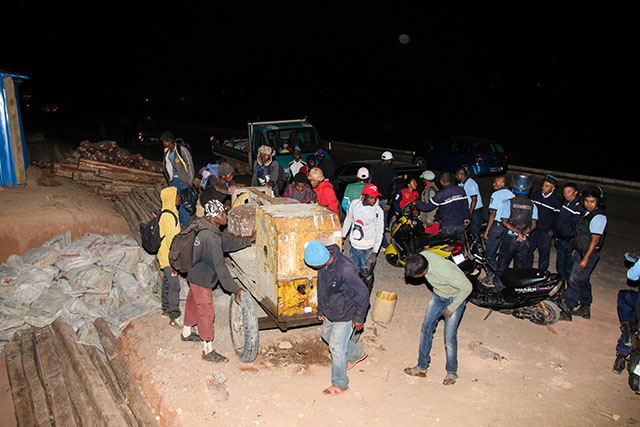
left=2, top=5, right=636, bottom=175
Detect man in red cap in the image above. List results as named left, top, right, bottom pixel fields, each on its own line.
left=342, top=183, right=385, bottom=293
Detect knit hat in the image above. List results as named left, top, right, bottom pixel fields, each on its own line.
left=218, top=162, right=234, bottom=176
left=204, top=199, right=226, bottom=219
left=308, top=167, right=324, bottom=181
left=357, top=167, right=370, bottom=180
left=304, top=240, right=330, bottom=267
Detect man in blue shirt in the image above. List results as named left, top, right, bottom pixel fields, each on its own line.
left=554, top=183, right=586, bottom=282
left=455, top=168, right=484, bottom=237
left=483, top=176, right=514, bottom=267
left=613, top=255, right=640, bottom=374
left=494, top=174, right=538, bottom=287
left=560, top=185, right=607, bottom=321
left=527, top=174, right=562, bottom=271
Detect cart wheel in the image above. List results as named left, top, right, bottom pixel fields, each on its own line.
left=229, top=293, right=259, bottom=363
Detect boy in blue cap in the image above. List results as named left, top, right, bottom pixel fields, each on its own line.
left=304, top=240, right=370, bottom=396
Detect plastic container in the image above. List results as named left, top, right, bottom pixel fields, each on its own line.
left=371, top=291, right=398, bottom=324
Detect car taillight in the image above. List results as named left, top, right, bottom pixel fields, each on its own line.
left=505, top=155, right=508, bottom=160
left=476, top=156, right=483, bottom=163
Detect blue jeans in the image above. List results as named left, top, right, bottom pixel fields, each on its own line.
left=526, top=229, right=552, bottom=271
left=616, top=289, right=638, bottom=356
left=495, top=234, right=530, bottom=284
left=484, top=222, right=505, bottom=268
left=469, top=209, right=483, bottom=236
left=350, top=246, right=376, bottom=282
left=172, top=177, right=190, bottom=228
left=417, top=294, right=467, bottom=374
left=565, top=251, right=600, bottom=309
left=321, top=319, right=364, bottom=389
left=555, top=239, right=573, bottom=281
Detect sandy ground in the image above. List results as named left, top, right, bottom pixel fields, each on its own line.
left=2, top=151, right=640, bottom=425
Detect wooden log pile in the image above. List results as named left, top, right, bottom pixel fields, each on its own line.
left=3, top=318, right=158, bottom=426
left=115, top=184, right=165, bottom=237
left=71, top=140, right=162, bottom=172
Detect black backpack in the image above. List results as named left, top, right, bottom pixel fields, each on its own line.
left=169, top=223, right=203, bottom=273
left=140, top=210, right=178, bottom=254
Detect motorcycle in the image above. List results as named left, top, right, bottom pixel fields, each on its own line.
left=461, top=233, right=565, bottom=326
left=384, top=202, right=466, bottom=267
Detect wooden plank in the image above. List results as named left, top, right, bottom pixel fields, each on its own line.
left=85, top=346, right=138, bottom=426
left=47, top=327, right=102, bottom=427
left=33, top=327, right=78, bottom=426
left=50, top=319, right=129, bottom=425
left=98, top=169, right=164, bottom=184
left=3, top=76, right=26, bottom=185
left=3, top=343, right=35, bottom=426
left=94, top=318, right=159, bottom=426
left=19, top=331, right=53, bottom=426
left=79, top=159, right=164, bottom=179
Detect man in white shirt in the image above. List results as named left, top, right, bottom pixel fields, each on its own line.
left=342, top=184, right=385, bottom=293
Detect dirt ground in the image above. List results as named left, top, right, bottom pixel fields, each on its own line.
left=2, top=158, right=640, bottom=426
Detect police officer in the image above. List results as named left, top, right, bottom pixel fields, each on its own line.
left=613, top=254, right=640, bottom=374
left=526, top=174, right=561, bottom=271
left=494, top=174, right=538, bottom=287
left=483, top=176, right=514, bottom=268
left=455, top=167, right=484, bottom=237
left=560, top=185, right=607, bottom=321
left=416, top=171, right=470, bottom=240
left=554, top=182, right=585, bottom=282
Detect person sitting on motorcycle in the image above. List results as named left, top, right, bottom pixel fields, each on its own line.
left=613, top=254, right=640, bottom=374
left=393, top=177, right=420, bottom=218
left=559, top=184, right=608, bottom=321
left=419, top=170, right=440, bottom=234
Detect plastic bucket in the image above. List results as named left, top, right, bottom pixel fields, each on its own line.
left=371, top=291, right=398, bottom=324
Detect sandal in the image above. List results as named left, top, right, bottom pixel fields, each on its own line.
left=322, top=385, right=349, bottom=396
left=202, top=350, right=229, bottom=364
left=403, top=366, right=427, bottom=377
left=347, top=351, right=368, bottom=370
left=443, top=373, right=458, bottom=385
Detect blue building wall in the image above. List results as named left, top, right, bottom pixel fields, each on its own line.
left=0, top=72, right=29, bottom=187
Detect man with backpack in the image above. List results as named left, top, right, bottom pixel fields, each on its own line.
left=162, top=131, right=195, bottom=228
left=182, top=199, right=255, bottom=363
left=157, top=187, right=182, bottom=328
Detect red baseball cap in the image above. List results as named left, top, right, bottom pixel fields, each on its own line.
left=362, top=183, right=381, bottom=198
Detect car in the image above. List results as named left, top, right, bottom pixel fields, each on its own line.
left=413, top=137, right=508, bottom=177
left=333, top=159, right=426, bottom=205
left=132, top=119, right=163, bottom=146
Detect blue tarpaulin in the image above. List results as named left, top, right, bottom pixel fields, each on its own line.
left=0, top=71, right=29, bottom=187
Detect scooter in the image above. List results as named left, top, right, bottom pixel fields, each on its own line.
left=460, top=233, right=565, bottom=326
left=384, top=203, right=466, bottom=267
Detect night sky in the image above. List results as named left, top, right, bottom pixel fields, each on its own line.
left=2, top=5, right=636, bottom=179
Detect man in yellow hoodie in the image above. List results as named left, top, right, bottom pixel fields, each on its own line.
left=158, top=186, right=182, bottom=328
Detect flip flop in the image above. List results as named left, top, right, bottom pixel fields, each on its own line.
left=347, top=351, right=368, bottom=370
left=443, top=373, right=458, bottom=385
left=322, top=385, right=349, bottom=396
left=403, top=366, right=427, bottom=377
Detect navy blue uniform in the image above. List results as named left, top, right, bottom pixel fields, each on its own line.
left=417, top=183, right=470, bottom=239
left=526, top=191, right=562, bottom=270
left=554, top=197, right=586, bottom=281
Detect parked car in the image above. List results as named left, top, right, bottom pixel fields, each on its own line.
left=132, top=119, right=163, bottom=147
left=413, top=137, right=508, bottom=177
left=333, top=159, right=425, bottom=205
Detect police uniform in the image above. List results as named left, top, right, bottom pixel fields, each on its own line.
left=527, top=181, right=562, bottom=271
left=554, top=196, right=586, bottom=281
left=461, top=177, right=484, bottom=236
left=495, top=194, right=538, bottom=285
left=484, top=187, right=515, bottom=267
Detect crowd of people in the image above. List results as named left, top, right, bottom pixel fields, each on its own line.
left=157, top=131, right=637, bottom=396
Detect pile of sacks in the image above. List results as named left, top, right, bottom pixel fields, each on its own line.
left=0, top=231, right=164, bottom=351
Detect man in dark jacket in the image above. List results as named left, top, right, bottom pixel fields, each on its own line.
left=184, top=199, right=255, bottom=363
left=251, top=145, right=284, bottom=196
left=416, top=172, right=470, bottom=239
left=554, top=182, right=585, bottom=282
left=304, top=240, right=370, bottom=396
left=162, top=131, right=195, bottom=228
left=526, top=174, right=562, bottom=270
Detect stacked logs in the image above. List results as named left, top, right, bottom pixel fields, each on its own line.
left=70, top=140, right=162, bottom=172
left=3, top=318, right=158, bottom=426
left=114, top=184, right=164, bottom=238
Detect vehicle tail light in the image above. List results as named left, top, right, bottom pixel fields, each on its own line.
left=476, top=156, right=483, bottom=163
left=505, top=155, right=508, bottom=160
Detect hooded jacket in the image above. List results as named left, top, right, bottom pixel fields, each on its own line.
left=314, top=180, right=339, bottom=215
left=163, top=144, right=195, bottom=186
left=316, top=245, right=370, bottom=323
left=251, top=155, right=284, bottom=196
left=158, top=187, right=180, bottom=269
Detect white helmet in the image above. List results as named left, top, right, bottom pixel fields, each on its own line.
left=381, top=151, right=393, bottom=160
